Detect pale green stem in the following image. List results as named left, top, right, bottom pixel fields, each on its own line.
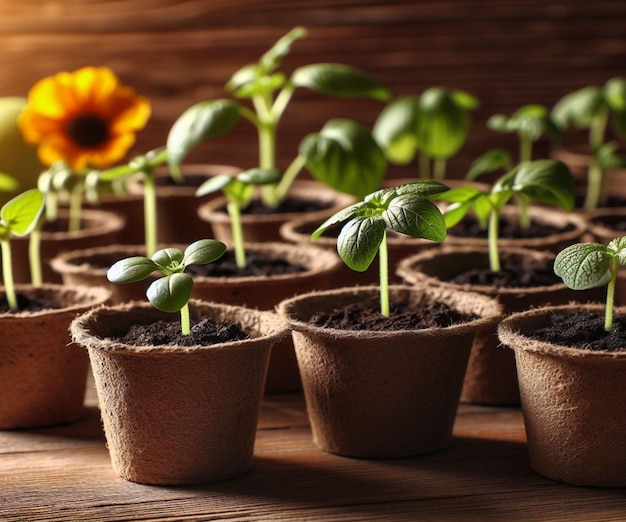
left=45, top=191, right=58, bottom=221
left=29, top=227, right=43, bottom=287
left=517, top=194, right=531, bottom=230
left=605, top=259, right=619, bottom=331
left=585, top=110, right=609, bottom=210
left=1, top=239, right=17, bottom=310
left=227, top=201, right=246, bottom=269
left=433, top=158, right=447, bottom=181
left=271, top=84, right=295, bottom=122
left=180, top=303, right=190, bottom=335
left=488, top=210, right=501, bottom=272
left=68, top=182, right=84, bottom=233
left=419, top=153, right=431, bottom=180
left=379, top=230, right=390, bottom=317
left=273, top=155, right=307, bottom=203
left=143, top=172, right=158, bottom=257
left=519, top=134, right=532, bottom=163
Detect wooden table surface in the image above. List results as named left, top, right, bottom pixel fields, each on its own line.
left=1, top=383, right=625, bottom=521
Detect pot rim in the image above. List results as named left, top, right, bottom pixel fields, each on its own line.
left=277, top=283, right=503, bottom=339
left=498, top=303, right=626, bottom=362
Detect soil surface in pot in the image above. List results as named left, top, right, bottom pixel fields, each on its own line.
left=450, top=216, right=574, bottom=239
left=0, top=293, right=61, bottom=313
left=450, top=252, right=560, bottom=288
left=219, top=196, right=332, bottom=216
left=117, top=318, right=250, bottom=347
left=186, top=251, right=306, bottom=278
left=155, top=173, right=210, bottom=187
left=590, top=216, right=626, bottom=232
left=525, top=311, right=626, bottom=352
left=309, top=297, right=477, bottom=331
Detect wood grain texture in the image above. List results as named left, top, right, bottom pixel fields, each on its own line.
left=1, top=389, right=625, bottom=521
left=1, top=0, right=624, bottom=179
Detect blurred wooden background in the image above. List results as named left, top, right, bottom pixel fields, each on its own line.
left=1, top=0, right=624, bottom=179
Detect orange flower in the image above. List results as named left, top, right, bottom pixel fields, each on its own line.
left=18, top=67, right=151, bottom=170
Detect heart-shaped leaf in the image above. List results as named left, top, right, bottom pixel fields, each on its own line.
left=0, top=189, right=44, bottom=237
left=147, top=273, right=194, bottom=313
left=336, top=216, right=386, bottom=272
left=554, top=242, right=612, bottom=290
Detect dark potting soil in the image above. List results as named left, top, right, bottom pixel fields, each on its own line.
left=449, top=253, right=561, bottom=288
left=525, top=311, right=626, bottom=352
left=591, top=216, right=626, bottom=232
left=0, top=293, right=61, bottom=313
left=241, top=196, right=331, bottom=216
left=118, top=317, right=250, bottom=347
left=309, top=297, right=478, bottom=331
left=155, top=173, right=212, bottom=188
left=186, top=251, right=306, bottom=278
left=449, top=216, right=575, bottom=239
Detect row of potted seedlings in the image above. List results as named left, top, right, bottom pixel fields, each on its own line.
left=1, top=27, right=626, bottom=490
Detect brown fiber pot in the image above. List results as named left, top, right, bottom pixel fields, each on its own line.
left=192, top=242, right=342, bottom=394
left=277, top=285, right=502, bottom=458
left=0, top=284, right=110, bottom=429
left=70, top=300, right=288, bottom=486
left=396, top=246, right=602, bottom=406
left=197, top=180, right=355, bottom=244
left=498, top=304, right=626, bottom=487
left=444, top=205, right=588, bottom=255
left=10, top=208, right=125, bottom=284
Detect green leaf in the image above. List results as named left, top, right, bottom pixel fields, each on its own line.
left=336, top=217, right=386, bottom=272
left=604, top=77, right=626, bottom=111
left=466, top=149, right=513, bottom=180
left=237, top=167, right=283, bottom=185
left=311, top=202, right=363, bottom=240
left=382, top=194, right=447, bottom=242
left=0, top=189, right=44, bottom=237
left=416, top=87, right=475, bottom=159
left=0, top=173, right=18, bottom=192
left=223, top=178, right=254, bottom=207
left=503, top=159, right=575, bottom=211
left=300, top=119, right=386, bottom=198
left=608, top=237, right=626, bottom=265
left=182, top=239, right=226, bottom=266
left=291, top=63, right=391, bottom=101
left=107, top=257, right=159, bottom=284
left=152, top=248, right=185, bottom=273
left=195, top=174, right=235, bottom=197
left=393, top=180, right=449, bottom=197
left=166, top=99, right=241, bottom=177
left=554, top=242, right=613, bottom=290
left=259, top=26, right=308, bottom=76
left=551, top=86, right=606, bottom=130
left=450, top=90, right=480, bottom=110
left=372, top=96, right=420, bottom=164
left=596, top=142, right=626, bottom=170
left=147, top=273, right=194, bottom=313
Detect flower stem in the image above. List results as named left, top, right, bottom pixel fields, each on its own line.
left=180, top=303, right=190, bottom=335
left=227, top=201, right=246, bottom=269
left=1, top=239, right=18, bottom=310
left=68, top=182, right=84, bottom=233
left=379, top=230, right=390, bottom=317
left=605, top=259, right=618, bottom=331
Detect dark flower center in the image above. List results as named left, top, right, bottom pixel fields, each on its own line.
left=66, top=114, right=109, bottom=148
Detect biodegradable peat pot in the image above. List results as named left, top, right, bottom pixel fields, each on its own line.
left=279, top=214, right=439, bottom=287
left=396, top=246, right=602, bottom=405
left=10, top=208, right=125, bottom=284
left=0, top=284, right=110, bottom=429
left=126, top=163, right=241, bottom=244
left=498, top=304, right=626, bottom=487
left=198, top=180, right=355, bottom=244
left=51, top=244, right=150, bottom=305
left=70, top=300, right=288, bottom=486
left=277, top=285, right=503, bottom=458
left=444, top=205, right=588, bottom=255
left=191, top=241, right=343, bottom=394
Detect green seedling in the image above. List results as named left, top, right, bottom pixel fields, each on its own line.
left=551, top=77, right=626, bottom=210
left=107, top=239, right=227, bottom=335
left=437, top=159, right=574, bottom=272
left=312, top=181, right=448, bottom=317
left=86, top=148, right=168, bottom=257
left=373, top=87, right=479, bottom=180
left=196, top=167, right=283, bottom=269
left=0, top=189, right=45, bottom=310
left=554, top=237, right=626, bottom=331
left=166, top=26, right=390, bottom=208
